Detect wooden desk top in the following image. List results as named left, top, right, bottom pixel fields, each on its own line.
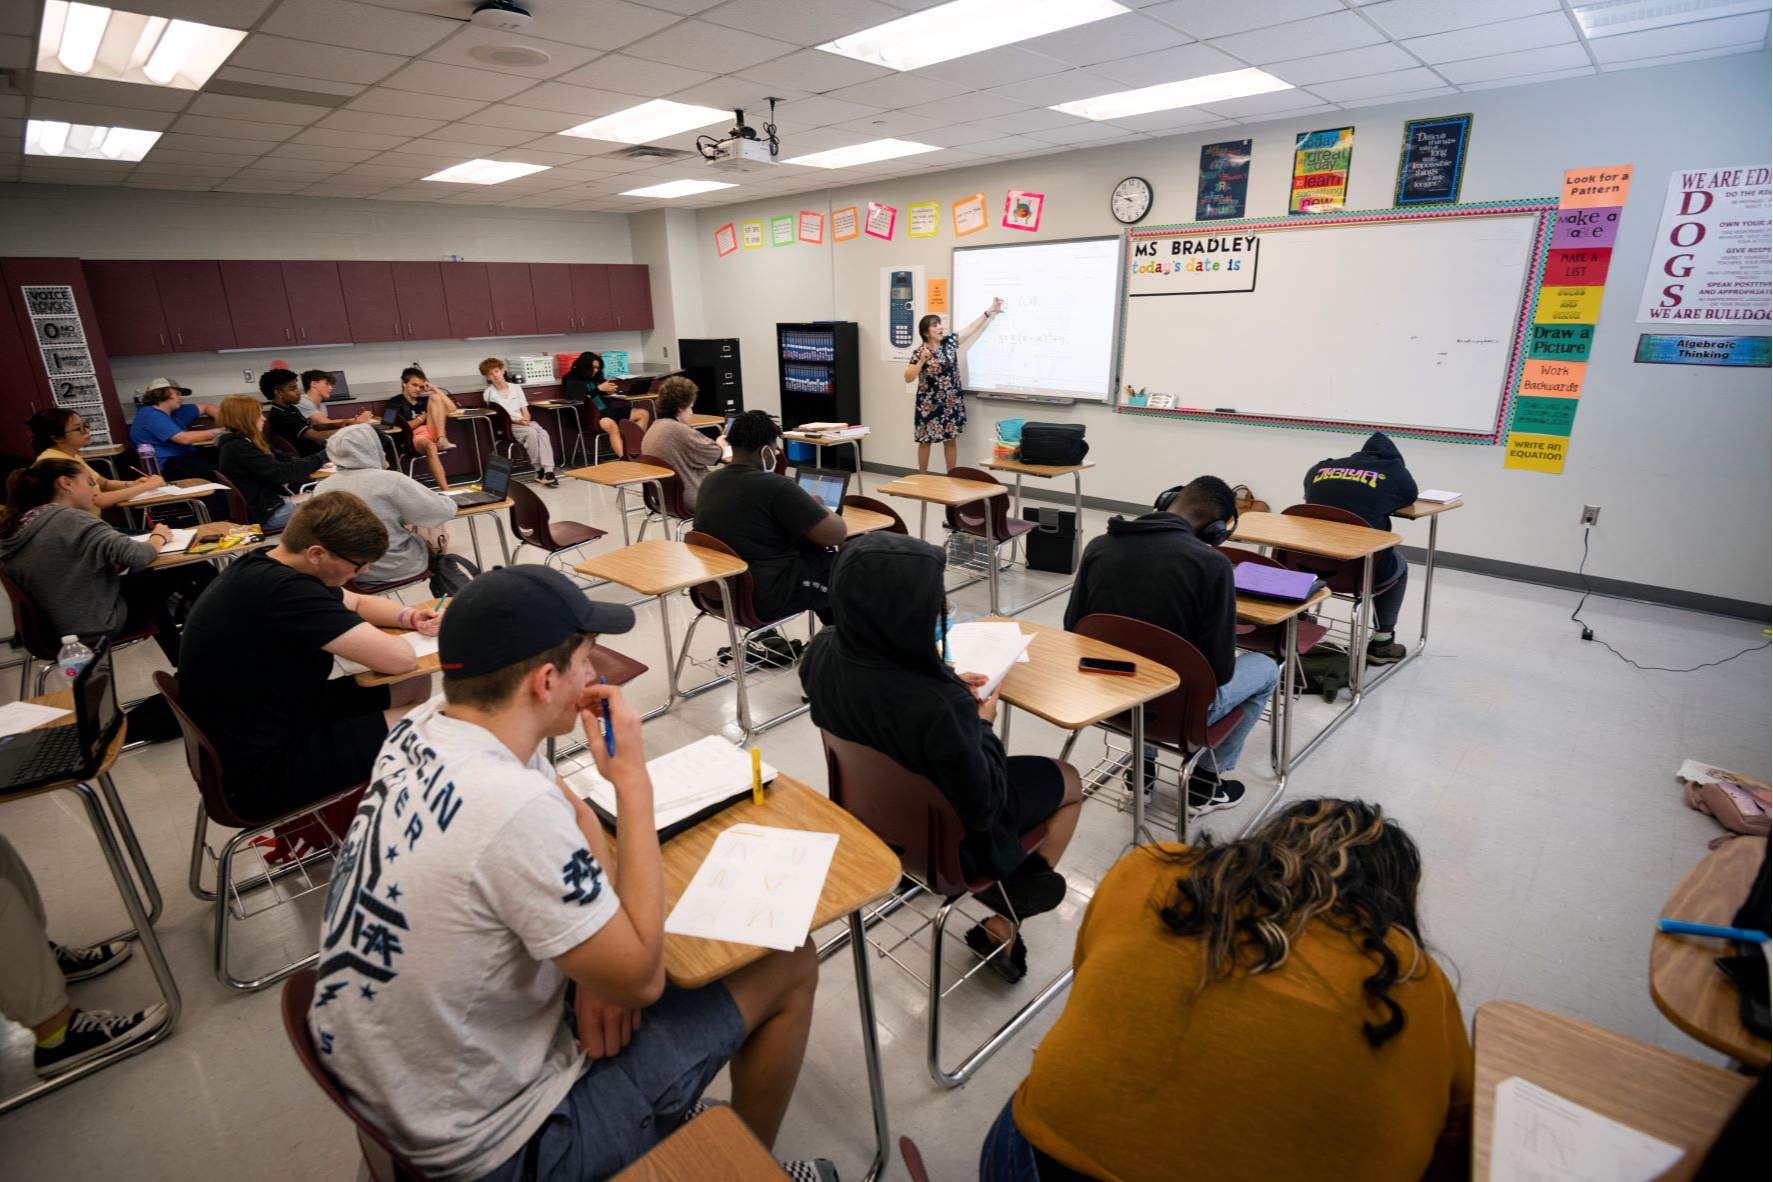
left=612, top=778, right=900, bottom=989
left=1395, top=498, right=1464, bottom=520
left=1235, top=585, right=1332, bottom=627
left=565, top=461, right=674, bottom=488
left=573, top=540, right=745, bottom=597
left=80, top=444, right=127, bottom=459
left=980, top=457, right=1096, bottom=478
left=877, top=472, right=1006, bottom=507
left=687, top=414, right=724, bottom=430
left=1472, top=1001, right=1751, bottom=1181
left=782, top=429, right=867, bottom=444
left=611, top=1107, right=781, bottom=1182
left=129, top=477, right=218, bottom=505
left=990, top=617, right=1179, bottom=731
left=453, top=497, right=512, bottom=519
left=1651, top=836, right=1770, bottom=1068
left=0, top=689, right=127, bottom=805
left=149, top=524, right=269, bottom=569
left=449, top=408, right=492, bottom=418
left=532, top=399, right=580, bottom=410
left=1231, top=511, right=1401, bottom=560
left=841, top=506, right=894, bottom=536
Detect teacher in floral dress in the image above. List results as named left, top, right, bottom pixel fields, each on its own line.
left=904, top=297, right=1006, bottom=473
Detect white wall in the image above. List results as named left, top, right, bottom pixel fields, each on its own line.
left=0, top=185, right=647, bottom=400
left=627, top=208, right=706, bottom=371
left=691, top=54, right=1772, bottom=607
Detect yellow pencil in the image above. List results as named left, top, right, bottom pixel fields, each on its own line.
left=750, top=746, right=764, bottom=806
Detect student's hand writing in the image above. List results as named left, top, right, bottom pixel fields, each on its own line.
left=136, top=474, right=166, bottom=491
left=408, top=606, right=442, bottom=636
left=579, top=682, right=647, bottom=784
left=575, top=994, right=641, bottom=1061
left=148, top=523, right=173, bottom=546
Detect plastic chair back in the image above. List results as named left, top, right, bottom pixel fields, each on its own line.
left=152, top=671, right=261, bottom=830
left=210, top=471, right=252, bottom=525
left=635, top=453, right=688, bottom=520
left=268, top=434, right=298, bottom=458
left=0, top=567, right=59, bottom=662
left=1221, top=545, right=1285, bottom=569
left=1276, top=503, right=1380, bottom=595
left=485, top=402, right=517, bottom=449
left=506, top=479, right=564, bottom=553
left=1070, top=613, right=1220, bottom=752
left=618, top=419, right=645, bottom=462
left=821, top=731, right=973, bottom=896
left=681, top=529, right=772, bottom=629
left=282, top=970, right=430, bottom=1182
left=841, top=494, right=908, bottom=535
left=941, top=466, right=1021, bottom=540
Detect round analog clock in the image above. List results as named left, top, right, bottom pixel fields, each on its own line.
left=1111, top=176, right=1153, bottom=224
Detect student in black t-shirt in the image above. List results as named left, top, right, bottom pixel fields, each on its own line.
left=177, top=491, right=439, bottom=820
left=390, top=365, right=459, bottom=491
left=692, top=411, right=846, bottom=623
left=260, top=368, right=324, bottom=456
left=1302, top=432, right=1419, bottom=664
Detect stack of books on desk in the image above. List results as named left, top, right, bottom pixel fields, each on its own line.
left=796, top=422, right=869, bottom=439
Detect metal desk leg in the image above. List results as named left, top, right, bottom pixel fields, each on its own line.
left=1131, top=703, right=1151, bottom=845
left=1350, top=554, right=1374, bottom=698
left=1010, top=474, right=1026, bottom=563
left=1071, top=471, right=1083, bottom=571
left=615, top=487, right=632, bottom=545
left=489, top=512, right=512, bottom=566
left=462, top=514, right=484, bottom=569
left=716, top=578, right=751, bottom=738
left=984, top=501, right=999, bottom=615
left=91, top=771, right=164, bottom=945
left=852, top=439, right=865, bottom=493
left=918, top=502, right=928, bottom=540
left=848, top=910, right=891, bottom=1182
left=1243, top=614, right=1298, bottom=836
left=657, top=594, right=679, bottom=709
left=1420, top=516, right=1437, bottom=648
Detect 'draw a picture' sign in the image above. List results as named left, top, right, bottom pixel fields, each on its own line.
left=1128, top=232, right=1258, bottom=296
left=1637, top=164, right=1772, bottom=324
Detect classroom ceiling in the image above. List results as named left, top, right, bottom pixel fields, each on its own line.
left=2, top=0, right=1768, bottom=212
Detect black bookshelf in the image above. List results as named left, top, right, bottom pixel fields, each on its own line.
left=777, top=322, right=859, bottom=466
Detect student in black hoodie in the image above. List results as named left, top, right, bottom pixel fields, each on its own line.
left=1063, top=476, right=1277, bottom=814
left=1303, top=431, right=1418, bottom=664
left=801, top=532, right=1083, bottom=984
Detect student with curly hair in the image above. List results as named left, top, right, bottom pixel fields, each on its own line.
left=640, top=376, right=723, bottom=511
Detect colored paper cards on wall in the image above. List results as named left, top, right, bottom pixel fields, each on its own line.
left=1290, top=127, right=1353, bottom=215
left=1504, top=165, right=1633, bottom=474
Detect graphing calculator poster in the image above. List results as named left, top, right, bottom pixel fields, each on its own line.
left=1290, top=127, right=1354, bottom=215
left=879, top=264, right=925, bottom=363
left=1197, top=140, right=1252, bottom=220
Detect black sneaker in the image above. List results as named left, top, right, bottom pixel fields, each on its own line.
left=53, top=940, right=132, bottom=982
left=1187, top=772, right=1246, bottom=816
left=537, top=470, right=559, bottom=488
left=964, top=923, right=1029, bottom=984
left=1366, top=638, right=1407, bottom=664
left=33, top=1005, right=168, bottom=1077
left=780, top=1159, right=840, bottom=1182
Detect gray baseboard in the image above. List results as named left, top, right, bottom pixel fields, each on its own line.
left=860, top=462, right=1772, bottom=623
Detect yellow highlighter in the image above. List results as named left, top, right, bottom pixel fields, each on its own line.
left=751, top=746, right=764, bottom=807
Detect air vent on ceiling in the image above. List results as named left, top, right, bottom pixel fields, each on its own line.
left=607, top=145, right=695, bottom=161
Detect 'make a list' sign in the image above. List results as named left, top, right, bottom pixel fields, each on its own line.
left=1394, top=114, right=1472, bottom=207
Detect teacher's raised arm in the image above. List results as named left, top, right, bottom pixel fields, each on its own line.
left=955, top=296, right=1006, bottom=347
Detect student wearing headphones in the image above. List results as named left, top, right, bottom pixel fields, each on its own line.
left=1062, top=475, right=1277, bottom=814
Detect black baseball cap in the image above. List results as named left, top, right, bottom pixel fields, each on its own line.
left=438, top=566, right=634, bottom=678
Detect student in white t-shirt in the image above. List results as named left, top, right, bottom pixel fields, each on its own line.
left=479, top=357, right=559, bottom=487
left=311, top=566, right=825, bottom=1182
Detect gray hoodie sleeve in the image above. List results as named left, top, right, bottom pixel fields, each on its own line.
left=86, top=517, right=159, bottom=572
left=392, top=479, right=457, bottom=528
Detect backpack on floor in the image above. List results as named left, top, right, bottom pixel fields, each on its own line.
left=1294, top=644, right=1350, bottom=702
left=428, top=551, right=481, bottom=598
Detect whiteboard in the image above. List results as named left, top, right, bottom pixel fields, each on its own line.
left=951, top=237, right=1122, bottom=402
left=1121, top=212, right=1541, bottom=434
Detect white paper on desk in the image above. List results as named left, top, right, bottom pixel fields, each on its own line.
left=1417, top=489, right=1462, bottom=503
left=665, top=824, right=838, bottom=952
left=946, top=620, right=1033, bottom=699
left=131, top=482, right=227, bottom=501
left=330, top=631, right=438, bottom=678
left=576, top=735, right=778, bottom=832
left=0, top=701, right=71, bottom=737
left=1490, top=1076, right=1683, bottom=1182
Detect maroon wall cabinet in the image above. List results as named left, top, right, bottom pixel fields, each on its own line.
left=221, top=260, right=295, bottom=348
left=440, top=263, right=494, bottom=339
left=528, top=263, right=574, bottom=334
left=486, top=262, right=538, bottom=337
left=152, top=261, right=235, bottom=352
left=337, top=260, right=402, bottom=343
left=389, top=262, right=451, bottom=342
left=83, top=261, right=170, bottom=356
left=282, top=261, right=352, bottom=346
left=569, top=263, right=614, bottom=332
left=607, top=264, right=653, bottom=330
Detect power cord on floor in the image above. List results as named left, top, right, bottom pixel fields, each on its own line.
left=1570, top=525, right=1770, bottom=672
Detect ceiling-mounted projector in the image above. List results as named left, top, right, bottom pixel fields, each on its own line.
left=470, top=1, right=534, bottom=31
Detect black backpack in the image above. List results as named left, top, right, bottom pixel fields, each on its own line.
left=429, top=551, right=481, bottom=597
left=1018, top=422, right=1088, bottom=466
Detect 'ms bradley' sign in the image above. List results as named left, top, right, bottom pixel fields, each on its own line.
left=1128, top=233, right=1258, bottom=296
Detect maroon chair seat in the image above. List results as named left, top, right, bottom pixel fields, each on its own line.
left=1, top=567, right=158, bottom=697
left=268, top=434, right=299, bottom=458
left=345, top=569, right=431, bottom=597
left=484, top=402, right=521, bottom=464
left=588, top=642, right=647, bottom=686
left=635, top=452, right=689, bottom=539
left=209, top=471, right=253, bottom=525
left=617, top=419, right=646, bottom=462
left=841, top=493, right=908, bottom=535
left=1222, top=545, right=1332, bottom=658
left=681, top=530, right=780, bottom=633
left=506, top=479, right=605, bottom=563
left=941, top=466, right=1036, bottom=543
left=677, top=530, right=808, bottom=741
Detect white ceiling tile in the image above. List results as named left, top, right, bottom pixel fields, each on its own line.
left=1309, top=66, right=1449, bottom=100
left=891, top=122, right=1000, bottom=147
left=186, top=93, right=335, bottom=126
left=380, top=60, right=538, bottom=101
left=964, top=107, right=1084, bottom=135
left=344, top=88, right=488, bottom=121
left=1017, top=13, right=1195, bottom=66
left=263, top=142, right=380, bottom=163
left=1196, top=86, right=1330, bottom=118
left=0, top=34, right=31, bottom=69
left=1362, top=0, right=1559, bottom=40
left=213, top=178, right=305, bottom=192
left=824, top=72, right=968, bottom=109
left=171, top=115, right=299, bottom=142
left=768, top=126, right=874, bottom=152
left=985, top=69, right=1124, bottom=107
left=1089, top=41, right=1245, bottom=87
left=1104, top=104, right=1226, bottom=133
left=0, top=3, right=29, bottom=34
left=211, top=67, right=365, bottom=99
left=736, top=49, right=895, bottom=93
left=566, top=54, right=713, bottom=96
left=317, top=109, right=448, bottom=137
left=366, top=186, right=449, bottom=201
left=1588, top=12, right=1770, bottom=63
left=26, top=100, right=182, bottom=131
left=900, top=90, right=1027, bottom=123
left=342, top=162, right=431, bottom=179
left=1435, top=42, right=1591, bottom=83
left=125, top=176, right=226, bottom=189
left=236, top=163, right=354, bottom=181
left=31, top=74, right=195, bottom=112
left=425, top=123, right=539, bottom=148
left=374, top=148, right=471, bottom=168
left=1145, top=0, right=1343, bottom=39
left=1334, top=84, right=1460, bottom=108
left=1022, top=120, right=1149, bottom=145
left=828, top=110, right=948, bottom=137
left=140, top=149, right=265, bottom=168
left=291, top=126, right=412, bottom=150
left=1210, top=12, right=1388, bottom=63
left=146, top=0, right=275, bottom=24
left=1456, top=65, right=1594, bottom=90
left=1228, top=102, right=1337, bottom=123
left=908, top=46, right=1071, bottom=88
left=153, top=133, right=278, bottom=154
left=406, top=135, right=543, bottom=158
left=261, top=0, right=460, bottom=55
left=1267, top=41, right=1418, bottom=85
left=1598, top=42, right=1768, bottom=70
left=482, top=146, right=589, bottom=166
left=701, top=0, right=904, bottom=42
left=1403, top=12, right=1578, bottom=64
left=622, top=21, right=798, bottom=71
left=460, top=104, right=578, bottom=133
left=666, top=77, right=813, bottom=111
left=21, top=172, right=126, bottom=186
left=505, top=82, right=654, bottom=118
left=225, top=35, right=407, bottom=85
left=421, top=27, right=605, bottom=79
left=944, top=133, right=1052, bottom=156
left=768, top=95, right=887, bottom=131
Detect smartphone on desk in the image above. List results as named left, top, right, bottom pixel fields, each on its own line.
left=1078, top=657, right=1136, bottom=676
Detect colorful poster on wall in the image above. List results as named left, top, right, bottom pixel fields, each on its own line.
left=1002, top=189, right=1044, bottom=232
left=1635, top=334, right=1771, bottom=366
left=865, top=202, right=897, bottom=240
left=1289, top=127, right=1354, bottom=215
left=832, top=206, right=858, bottom=242
left=1501, top=434, right=1568, bottom=473
left=908, top=202, right=938, bottom=238
left=927, top=278, right=947, bottom=313
left=20, top=285, right=111, bottom=445
left=1196, top=140, right=1251, bottom=220
left=952, top=192, right=986, bottom=236
left=741, top=220, right=764, bottom=249
left=1393, top=114, right=1471, bottom=207
left=797, top=210, right=823, bottom=244
left=714, top=223, right=737, bottom=257
left=770, top=215, right=794, bottom=247
left=1636, top=165, right=1772, bottom=325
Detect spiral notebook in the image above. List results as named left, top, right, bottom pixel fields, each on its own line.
left=579, top=735, right=778, bottom=840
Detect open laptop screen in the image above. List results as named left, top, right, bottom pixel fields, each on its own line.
left=796, top=467, right=849, bottom=514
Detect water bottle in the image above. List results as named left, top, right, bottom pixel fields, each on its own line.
left=135, top=443, right=159, bottom=476
left=57, top=635, right=95, bottom=683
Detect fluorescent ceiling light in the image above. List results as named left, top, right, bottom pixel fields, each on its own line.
left=423, top=159, right=553, bottom=184
left=26, top=119, right=162, bottom=161
left=561, top=100, right=730, bottom=144
left=620, top=179, right=739, bottom=199
left=783, top=138, right=938, bottom=169
left=35, top=3, right=246, bottom=90
left=1571, top=0, right=1768, bottom=37
left=820, top=0, right=1127, bottom=71
left=1050, top=68, right=1292, bottom=121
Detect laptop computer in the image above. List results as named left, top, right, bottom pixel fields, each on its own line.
left=796, top=467, right=850, bottom=514
left=1232, top=563, right=1325, bottom=603
left=447, top=453, right=513, bottom=508
left=379, top=402, right=403, bottom=427
left=326, top=370, right=350, bottom=399
left=0, top=640, right=122, bottom=793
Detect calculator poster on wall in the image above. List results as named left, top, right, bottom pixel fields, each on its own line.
left=21, top=285, right=112, bottom=445
left=879, top=265, right=925, bottom=363
left=1636, top=165, right=1772, bottom=325
left=1289, top=127, right=1354, bottom=215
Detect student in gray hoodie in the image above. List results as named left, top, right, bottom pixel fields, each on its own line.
left=322, top=423, right=455, bottom=587
left=0, top=459, right=193, bottom=663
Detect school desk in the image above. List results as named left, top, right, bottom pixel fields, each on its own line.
left=146, top=524, right=270, bottom=570
left=1235, top=585, right=1333, bottom=835
left=1471, top=1001, right=1751, bottom=1181
left=446, top=406, right=496, bottom=474
left=79, top=442, right=126, bottom=481
left=531, top=398, right=593, bottom=469
left=0, top=691, right=181, bottom=1115
left=611, top=1106, right=781, bottom=1182
left=783, top=427, right=868, bottom=493
left=978, top=456, right=1095, bottom=612
left=877, top=474, right=1009, bottom=613
left=565, top=461, right=675, bottom=546
left=125, top=477, right=220, bottom=528
left=601, top=777, right=900, bottom=1182
left=1651, top=835, right=1770, bottom=1069
left=687, top=413, right=725, bottom=432
left=1367, top=497, right=1465, bottom=691
left=841, top=505, right=894, bottom=536
left=453, top=496, right=512, bottom=569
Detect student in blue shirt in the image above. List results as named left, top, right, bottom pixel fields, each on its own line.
left=129, top=377, right=220, bottom=481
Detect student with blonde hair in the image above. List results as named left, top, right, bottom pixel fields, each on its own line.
left=480, top=357, right=558, bottom=487
left=214, top=393, right=327, bottom=531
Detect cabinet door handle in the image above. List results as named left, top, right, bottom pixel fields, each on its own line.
left=284, top=328, right=292, bottom=341
left=175, top=332, right=183, bottom=346
left=393, top=322, right=399, bottom=336
left=487, top=318, right=494, bottom=332
left=405, top=321, right=413, bottom=336
left=159, top=332, right=167, bottom=347
left=299, top=327, right=307, bottom=340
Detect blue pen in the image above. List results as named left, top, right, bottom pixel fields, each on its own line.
left=598, top=676, right=615, bottom=758
left=1658, top=918, right=1770, bottom=943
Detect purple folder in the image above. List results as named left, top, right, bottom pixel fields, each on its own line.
left=1233, top=564, right=1323, bottom=603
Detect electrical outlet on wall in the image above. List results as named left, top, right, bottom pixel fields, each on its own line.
left=1581, top=504, right=1600, bottom=526
left=243, top=369, right=253, bottom=383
